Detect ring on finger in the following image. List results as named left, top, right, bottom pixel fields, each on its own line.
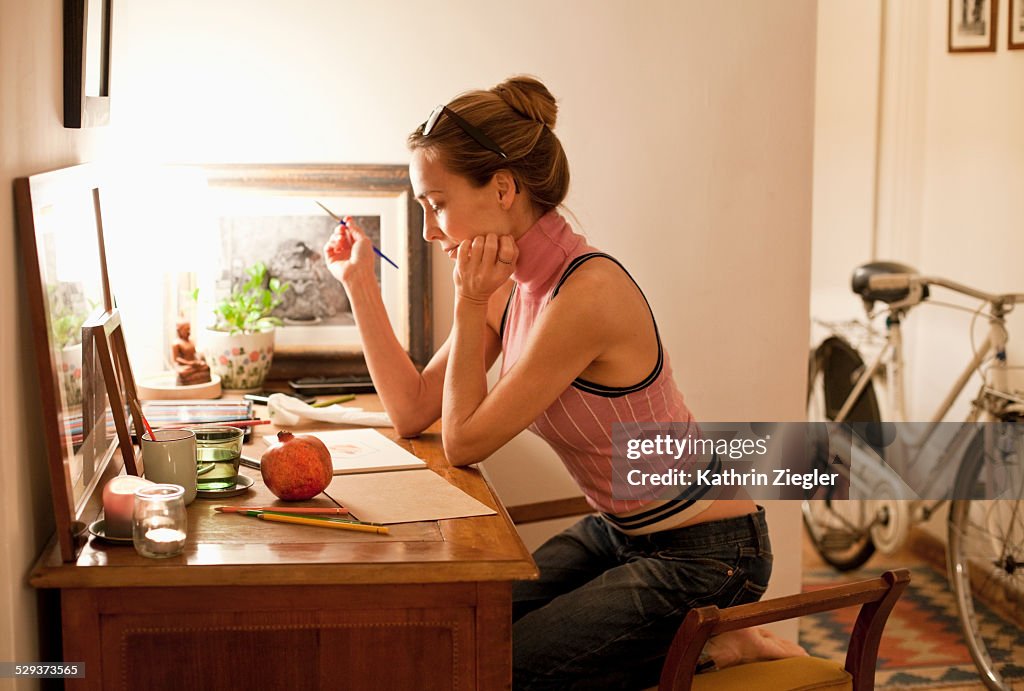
left=497, top=257, right=513, bottom=265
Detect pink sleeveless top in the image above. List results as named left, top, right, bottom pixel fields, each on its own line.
left=499, top=211, right=714, bottom=534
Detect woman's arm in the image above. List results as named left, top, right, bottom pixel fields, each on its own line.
left=443, top=235, right=639, bottom=465
left=326, top=220, right=505, bottom=437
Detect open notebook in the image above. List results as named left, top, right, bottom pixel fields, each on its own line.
left=264, top=428, right=426, bottom=475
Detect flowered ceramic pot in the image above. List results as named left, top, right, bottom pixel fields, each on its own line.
left=60, top=343, right=83, bottom=406
left=202, top=328, right=275, bottom=391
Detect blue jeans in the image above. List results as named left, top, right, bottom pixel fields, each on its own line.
left=512, top=506, right=772, bottom=690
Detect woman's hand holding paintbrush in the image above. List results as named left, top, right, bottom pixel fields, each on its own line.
left=317, top=202, right=399, bottom=282
left=323, top=217, right=375, bottom=285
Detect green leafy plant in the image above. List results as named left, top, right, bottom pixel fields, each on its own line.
left=51, top=312, right=85, bottom=348
left=212, top=262, right=290, bottom=335
left=46, top=283, right=93, bottom=348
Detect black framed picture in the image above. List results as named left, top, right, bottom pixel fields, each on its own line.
left=64, top=0, right=112, bottom=127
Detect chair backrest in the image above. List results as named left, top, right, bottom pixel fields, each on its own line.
left=659, top=569, right=911, bottom=691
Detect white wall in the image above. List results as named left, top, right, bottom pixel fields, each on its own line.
left=810, top=0, right=881, bottom=324
left=0, top=0, right=109, bottom=687
left=1, top=0, right=817, bottom=670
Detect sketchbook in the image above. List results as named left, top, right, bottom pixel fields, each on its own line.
left=324, top=469, right=497, bottom=524
left=264, top=428, right=426, bottom=475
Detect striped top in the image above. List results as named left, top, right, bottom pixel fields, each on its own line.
left=499, top=211, right=715, bottom=534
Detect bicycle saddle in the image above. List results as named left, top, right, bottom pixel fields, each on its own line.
left=851, top=261, right=929, bottom=305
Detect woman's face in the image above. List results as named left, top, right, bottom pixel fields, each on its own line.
left=410, top=148, right=511, bottom=260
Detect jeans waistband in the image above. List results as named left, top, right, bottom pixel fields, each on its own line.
left=624, top=505, right=770, bottom=554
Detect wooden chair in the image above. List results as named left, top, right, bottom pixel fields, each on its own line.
left=507, top=499, right=911, bottom=691
left=659, top=568, right=910, bottom=691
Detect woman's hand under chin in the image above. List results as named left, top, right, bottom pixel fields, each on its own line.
left=454, top=233, right=518, bottom=305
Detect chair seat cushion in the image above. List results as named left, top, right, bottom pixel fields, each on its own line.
left=691, top=657, right=852, bottom=691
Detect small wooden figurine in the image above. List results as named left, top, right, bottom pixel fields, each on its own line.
left=171, top=320, right=211, bottom=386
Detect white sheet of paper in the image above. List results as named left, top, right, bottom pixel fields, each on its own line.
left=264, top=428, right=426, bottom=475
left=324, top=469, right=498, bottom=524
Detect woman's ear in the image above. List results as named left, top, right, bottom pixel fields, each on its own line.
left=494, top=170, right=518, bottom=210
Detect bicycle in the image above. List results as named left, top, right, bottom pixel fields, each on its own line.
left=803, top=261, right=1024, bottom=691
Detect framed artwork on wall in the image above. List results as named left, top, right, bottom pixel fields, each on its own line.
left=948, top=0, right=998, bottom=52
left=64, top=0, right=112, bottom=127
left=1011, top=0, right=1024, bottom=48
left=195, top=164, right=431, bottom=380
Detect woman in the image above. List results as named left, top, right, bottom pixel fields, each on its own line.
left=324, top=75, right=803, bottom=689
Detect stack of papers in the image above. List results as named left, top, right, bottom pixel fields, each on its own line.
left=264, top=428, right=426, bottom=475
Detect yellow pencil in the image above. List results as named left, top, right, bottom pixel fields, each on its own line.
left=256, top=511, right=390, bottom=534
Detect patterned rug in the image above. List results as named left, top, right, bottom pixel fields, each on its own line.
left=801, top=563, right=1024, bottom=689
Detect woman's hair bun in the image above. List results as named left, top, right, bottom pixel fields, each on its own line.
left=491, top=75, right=558, bottom=129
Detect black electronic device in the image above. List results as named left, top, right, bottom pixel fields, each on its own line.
left=243, top=391, right=317, bottom=406
left=289, top=375, right=376, bottom=395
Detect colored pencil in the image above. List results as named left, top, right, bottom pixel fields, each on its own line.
left=130, top=399, right=156, bottom=440
left=228, top=509, right=385, bottom=527
left=215, top=506, right=349, bottom=515
left=251, top=511, right=390, bottom=534
left=311, top=394, right=356, bottom=408
left=157, top=419, right=271, bottom=430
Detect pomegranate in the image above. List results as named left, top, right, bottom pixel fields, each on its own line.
left=260, top=431, right=333, bottom=501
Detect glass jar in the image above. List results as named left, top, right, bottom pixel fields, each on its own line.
left=132, top=484, right=187, bottom=558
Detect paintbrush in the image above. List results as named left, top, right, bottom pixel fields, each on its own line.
left=316, top=201, right=399, bottom=269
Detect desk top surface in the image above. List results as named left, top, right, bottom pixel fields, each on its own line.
left=31, top=394, right=537, bottom=589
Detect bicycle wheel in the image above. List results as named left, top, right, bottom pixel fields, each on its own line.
left=802, top=336, right=879, bottom=571
left=948, top=425, right=1024, bottom=690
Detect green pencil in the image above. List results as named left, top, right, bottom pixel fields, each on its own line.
left=311, top=394, right=356, bottom=408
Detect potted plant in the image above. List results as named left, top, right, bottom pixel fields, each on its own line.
left=202, top=262, right=289, bottom=391
left=47, top=283, right=92, bottom=407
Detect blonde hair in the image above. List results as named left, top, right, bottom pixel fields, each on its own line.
left=408, top=75, right=570, bottom=213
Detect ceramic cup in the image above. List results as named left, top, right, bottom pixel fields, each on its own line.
left=141, top=429, right=198, bottom=505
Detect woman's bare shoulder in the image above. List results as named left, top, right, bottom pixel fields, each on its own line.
left=549, top=257, right=651, bottom=332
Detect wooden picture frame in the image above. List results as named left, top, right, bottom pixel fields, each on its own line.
left=949, top=0, right=999, bottom=52
left=15, top=164, right=139, bottom=561
left=64, top=0, right=112, bottom=128
left=1011, top=0, right=1024, bottom=48
left=196, top=164, right=431, bottom=380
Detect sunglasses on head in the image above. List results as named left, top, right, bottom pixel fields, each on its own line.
left=422, top=105, right=508, bottom=159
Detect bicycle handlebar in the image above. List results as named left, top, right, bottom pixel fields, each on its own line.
left=867, top=273, right=1024, bottom=307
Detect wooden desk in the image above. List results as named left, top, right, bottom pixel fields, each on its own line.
left=30, top=396, right=537, bottom=690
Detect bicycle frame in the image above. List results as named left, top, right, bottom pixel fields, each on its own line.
left=829, top=276, right=1024, bottom=503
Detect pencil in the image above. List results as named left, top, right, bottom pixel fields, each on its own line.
left=311, top=394, right=356, bottom=408
left=215, top=506, right=349, bottom=515
left=238, top=510, right=386, bottom=527
left=193, top=419, right=270, bottom=428
left=260, top=512, right=387, bottom=527
left=157, top=419, right=271, bottom=430
left=255, top=512, right=390, bottom=534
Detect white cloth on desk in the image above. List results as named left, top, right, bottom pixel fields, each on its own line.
left=266, top=393, right=392, bottom=428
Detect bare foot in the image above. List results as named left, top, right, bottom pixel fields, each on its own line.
left=704, top=627, right=809, bottom=669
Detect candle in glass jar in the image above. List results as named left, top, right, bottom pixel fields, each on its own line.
left=132, top=484, right=187, bottom=558
left=141, top=527, right=187, bottom=555
left=102, top=476, right=153, bottom=538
